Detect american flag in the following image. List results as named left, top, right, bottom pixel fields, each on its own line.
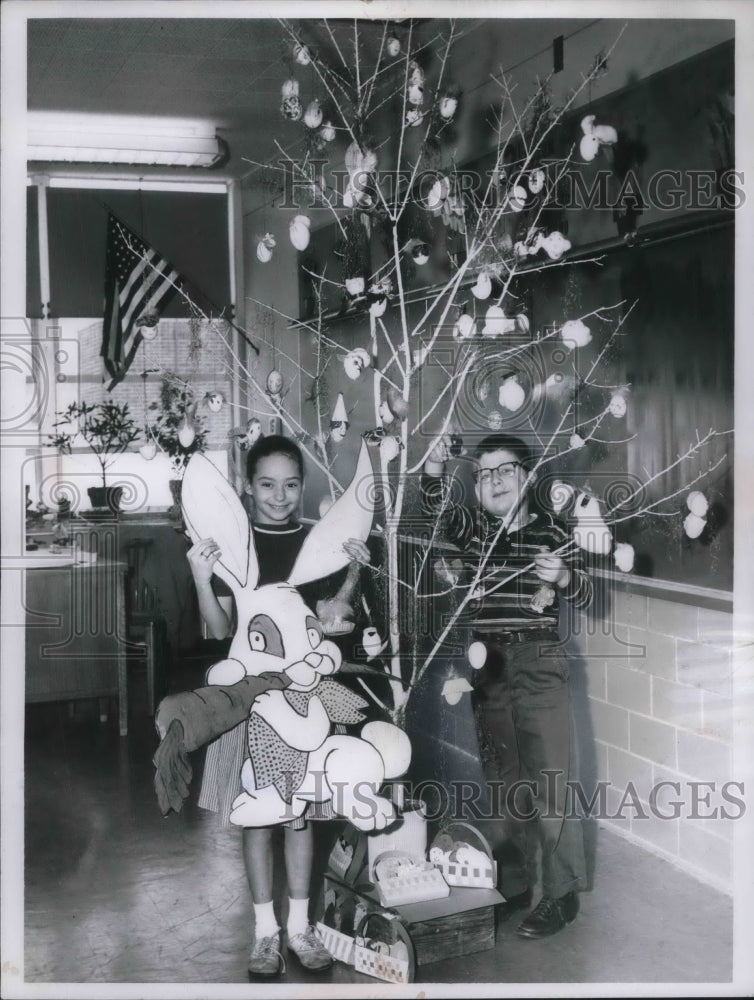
left=101, top=214, right=181, bottom=389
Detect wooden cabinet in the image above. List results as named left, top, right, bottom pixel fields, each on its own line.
left=25, top=561, right=129, bottom=735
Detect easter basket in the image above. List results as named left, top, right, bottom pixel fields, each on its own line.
left=429, top=821, right=498, bottom=890
left=371, top=849, right=450, bottom=907
left=353, top=911, right=416, bottom=984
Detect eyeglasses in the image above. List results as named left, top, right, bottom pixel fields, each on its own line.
left=473, top=461, right=522, bottom=485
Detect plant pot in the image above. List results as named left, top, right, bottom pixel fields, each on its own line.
left=87, top=486, right=123, bottom=513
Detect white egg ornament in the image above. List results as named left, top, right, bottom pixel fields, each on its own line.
left=561, top=319, right=592, bottom=350
left=362, top=626, right=387, bottom=660
left=467, top=640, right=488, bottom=670
left=205, top=391, right=225, bottom=413
left=471, top=272, right=493, bottom=300
left=686, top=491, right=709, bottom=518
left=303, top=100, right=323, bottom=130
left=608, top=392, right=627, bottom=418
left=683, top=512, right=706, bottom=539
left=614, top=542, right=635, bottom=573
left=289, top=214, right=311, bottom=252
left=498, top=375, right=525, bottom=412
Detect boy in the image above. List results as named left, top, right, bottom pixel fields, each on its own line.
left=423, top=432, right=592, bottom=939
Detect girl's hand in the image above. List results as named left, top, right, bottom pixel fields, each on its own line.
left=534, top=548, right=570, bottom=588
left=187, top=537, right=222, bottom=584
left=343, top=538, right=371, bottom=565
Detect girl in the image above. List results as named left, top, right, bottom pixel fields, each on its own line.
left=187, top=435, right=369, bottom=977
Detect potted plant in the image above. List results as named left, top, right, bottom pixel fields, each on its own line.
left=147, top=373, right=208, bottom=511
left=48, top=400, right=141, bottom=512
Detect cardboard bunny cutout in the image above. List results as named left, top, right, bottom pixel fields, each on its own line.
left=179, top=443, right=411, bottom=831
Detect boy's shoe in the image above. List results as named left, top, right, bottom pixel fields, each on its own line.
left=516, top=891, right=579, bottom=939
left=248, top=932, right=285, bottom=977
left=496, top=888, right=533, bottom=923
left=287, top=925, right=333, bottom=971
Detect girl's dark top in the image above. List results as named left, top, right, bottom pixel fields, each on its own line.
left=421, top=473, right=593, bottom=636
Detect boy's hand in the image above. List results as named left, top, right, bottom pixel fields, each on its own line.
left=534, top=547, right=570, bottom=589
left=425, top=435, right=452, bottom=474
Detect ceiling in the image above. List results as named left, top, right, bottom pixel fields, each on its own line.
left=26, top=16, right=452, bottom=189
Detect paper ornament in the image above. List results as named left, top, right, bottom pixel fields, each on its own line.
left=614, top=543, right=635, bottom=573
left=467, top=641, right=487, bottom=670
left=561, top=319, right=592, bottom=350
left=686, top=491, right=709, bottom=518
left=442, top=676, right=474, bottom=706
left=289, top=214, right=311, bottom=251
left=573, top=493, right=613, bottom=555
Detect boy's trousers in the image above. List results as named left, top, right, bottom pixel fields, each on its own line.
left=472, top=635, right=588, bottom=900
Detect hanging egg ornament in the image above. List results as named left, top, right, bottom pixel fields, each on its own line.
left=684, top=512, right=707, bottom=539
left=412, top=243, right=430, bottom=266
left=438, top=94, right=458, bottom=120
left=178, top=418, right=196, bottom=449
left=561, top=319, right=592, bottom=350
left=471, top=272, right=492, bottom=300
left=303, top=100, right=323, bottom=129
left=608, top=392, right=627, bottom=418
left=387, top=35, right=401, bottom=57
left=345, top=276, right=365, bottom=297
left=468, top=641, right=487, bottom=670
left=528, top=168, right=546, bottom=194
left=266, top=369, right=283, bottom=395
left=289, top=214, right=311, bottom=252
left=205, top=391, right=225, bottom=413
left=293, top=42, right=312, bottom=65
left=256, top=233, right=276, bottom=263
left=498, top=375, right=525, bottom=412
left=379, top=435, right=401, bottom=463
left=686, top=491, right=709, bottom=518
left=453, top=313, right=476, bottom=341
left=139, top=440, right=157, bottom=461
left=614, top=543, right=635, bottom=573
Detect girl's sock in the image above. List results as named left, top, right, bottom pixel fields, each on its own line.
left=253, top=900, right=279, bottom=941
left=286, top=896, right=310, bottom=938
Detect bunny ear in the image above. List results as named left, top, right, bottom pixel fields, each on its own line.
left=181, top=453, right=259, bottom=593
left=288, top=440, right=375, bottom=587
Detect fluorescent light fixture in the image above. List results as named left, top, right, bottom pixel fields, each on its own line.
left=27, top=111, right=225, bottom=168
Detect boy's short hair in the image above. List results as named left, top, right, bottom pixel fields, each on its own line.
left=473, top=433, right=535, bottom=470
left=246, top=434, right=304, bottom=481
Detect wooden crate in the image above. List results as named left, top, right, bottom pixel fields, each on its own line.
left=321, top=872, right=501, bottom=968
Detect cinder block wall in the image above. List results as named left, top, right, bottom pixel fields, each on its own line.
left=566, top=576, right=736, bottom=892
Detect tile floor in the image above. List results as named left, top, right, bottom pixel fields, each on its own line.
left=20, top=677, right=734, bottom=993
